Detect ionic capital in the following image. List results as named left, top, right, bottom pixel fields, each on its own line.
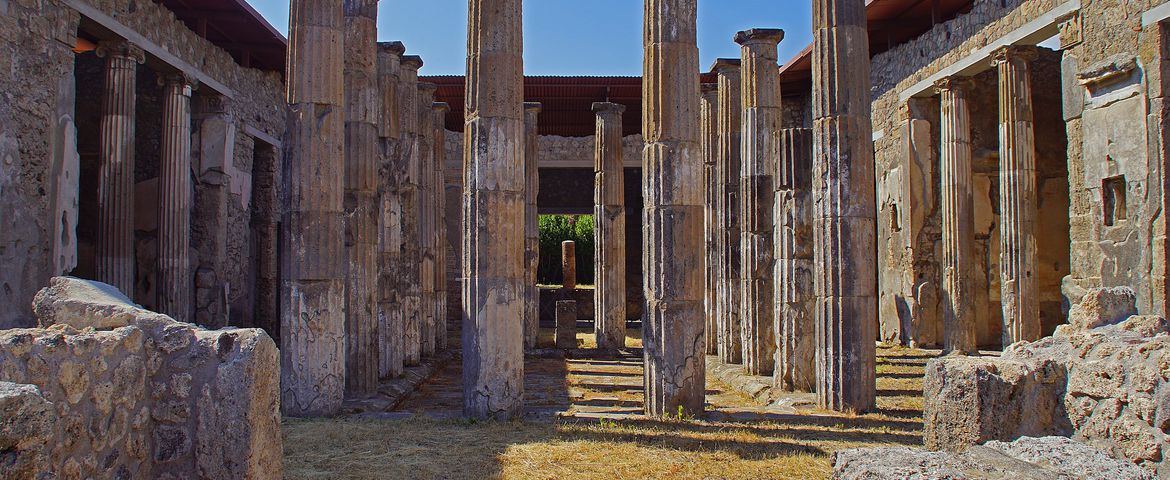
left=734, top=28, right=785, bottom=47
left=991, top=45, right=1039, bottom=67
left=933, top=76, right=974, bottom=95
left=96, top=40, right=145, bottom=64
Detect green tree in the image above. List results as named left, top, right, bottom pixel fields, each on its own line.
left=537, top=214, right=595, bottom=286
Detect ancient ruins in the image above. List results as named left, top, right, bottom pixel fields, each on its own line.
left=2, top=0, right=1170, bottom=477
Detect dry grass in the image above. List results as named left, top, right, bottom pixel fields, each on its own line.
left=284, top=345, right=929, bottom=480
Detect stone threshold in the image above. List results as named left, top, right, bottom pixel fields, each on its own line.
left=341, top=348, right=459, bottom=416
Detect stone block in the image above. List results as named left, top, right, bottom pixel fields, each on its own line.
left=32, top=276, right=171, bottom=330
left=1064, top=287, right=1138, bottom=332
left=556, top=300, right=577, bottom=349
left=0, top=382, right=54, bottom=480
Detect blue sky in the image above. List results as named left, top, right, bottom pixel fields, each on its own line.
left=249, top=0, right=812, bottom=76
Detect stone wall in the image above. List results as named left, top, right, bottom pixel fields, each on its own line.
left=0, top=276, right=280, bottom=479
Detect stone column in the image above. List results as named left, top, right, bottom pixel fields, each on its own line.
left=523, top=102, right=542, bottom=350
left=993, top=46, right=1040, bottom=346
left=811, top=0, right=877, bottom=412
left=433, top=101, right=451, bottom=350
left=376, top=41, right=405, bottom=380
left=400, top=55, right=423, bottom=366
left=556, top=300, right=578, bottom=349
left=643, top=0, right=705, bottom=416
left=736, top=29, right=784, bottom=376
left=418, top=82, right=438, bottom=358
left=156, top=72, right=195, bottom=323
left=561, top=240, right=577, bottom=289
left=700, top=83, right=720, bottom=356
left=936, top=77, right=977, bottom=354
left=462, top=0, right=525, bottom=420
left=593, top=102, right=627, bottom=351
left=343, top=0, right=380, bottom=396
left=713, top=57, right=743, bottom=365
left=775, top=128, right=815, bottom=392
left=95, top=40, right=144, bottom=296
left=282, top=0, right=347, bottom=416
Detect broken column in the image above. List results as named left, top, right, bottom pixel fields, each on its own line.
left=775, top=128, right=815, bottom=391
left=556, top=300, right=578, bottom=349
left=400, top=55, right=424, bottom=366
left=811, top=0, right=877, bottom=412
left=700, top=83, right=720, bottom=356
left=95, top=40, right=144, bottom=297
left=433, top=101, right=451, bottom=350
left=936, top=77, right=977, bottom=354
left=376, top=41, right=406, bottom=380
left=713, top=57, right=743, bottom=365
left=593, top=102, right=627, bottom=351
left=462, top=0, right=525, bottom=420
left=993, top=46, right=1040, bottom=346
left=156, top=72, right=195, bottom=323
left=343, top=0, right=380, bottom=395
left=643, top=0, right=705, bottom=416
left=282, top=0, right=347, bottom=416
left=418, top=82, right=438, bottom=358
left=523, top=103, right=542, bottom=350
left=561, top=240, right=577, bottom=289
left=736, top=28, right=784, bottom=376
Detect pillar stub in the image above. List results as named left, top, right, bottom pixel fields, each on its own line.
left=734, top=28, right=785, bottom=45
left=591, top=102, right=625, bottom=115
left=95, top=40, right=145, bottom=63
left=991, top=45, right=1039, bottom=66
left=934, top=76, right=974, bottom=94
left=709, top=57, right=741, bottom=74
left=401, top=55, right=424, bottom=70
left=378, top=41, right=406, bottom=56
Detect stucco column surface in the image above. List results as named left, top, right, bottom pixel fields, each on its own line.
left=156, top=72, right=196, bottom=323
left=713, top=57, right=744, bottom=365
left=936, top=76, right=977, bottom=354
left=700, top=83, right=720, bottom=356
left=376, top=40, right=406, bottom=380
left=523, top=102, right=542, bottom=349
left=593, top=102, right=628, bottom=351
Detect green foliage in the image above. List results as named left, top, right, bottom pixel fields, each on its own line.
left=538, top=214, right=595, bottom=285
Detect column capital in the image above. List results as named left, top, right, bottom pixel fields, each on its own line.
left=991, top=45, right=1039, bottom=67
left=401, top=55, right=424, bottom=71
left=417, top=82, right=438, bottom=96
left=701, top=82, right=719, bottom=96
left=709, top=58, right=741, bottom=75
left=933, top=76, right=974, bottom=95
left=157, top=72, right=199, bottom=91
left=378, top=41, right=406, bottom=56
left=95, top=40, right=145, bottom=63
left=734, top=28, right=785, bottom=46
left=195, top=93, right=230, bottom=115
left=592, top=102, right=626, bottom=116
left=432, top=102, right=450, bottom=114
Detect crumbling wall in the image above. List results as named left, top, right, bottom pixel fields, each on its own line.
left=0, top=276, right=281, bottom=479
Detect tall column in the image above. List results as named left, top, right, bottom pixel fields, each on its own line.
left=775, top=128, right=815, bottom=391
left=523, top=102, right=542, bottom=350
left=700, top=83, right=720, bottom=356
left=593, top=102, right=627, bottom=351
left=713, top=58, right=743, bottom=365
left=156, top=73, right=195, bottom=322
left=95, top=40, right=144, bottom=296
left=643, top=0, right=705, bottom=416
left=418, top=82, right=438, bottom=358
left=936, top=77, right=977, bottom=354
left=400, top=55, right=424, bottom=366
left=282, top=0, right=347, bottom=416
left=343, top=0, right=379, bottom=396
left=462, top=0, right=525, bottom=420
left=376, top=41, right=406, bottom=380
left=433, top=101, right=451, bottom=350
left=736, top=29, right=784, bottom=376
left=812, top=0, right=877, bottom=412
left=993, top=46, right=1040, bottom=346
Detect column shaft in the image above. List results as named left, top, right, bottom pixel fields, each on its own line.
left=775, top=128, right=815, bottom=391
left=700, top=84, right=720, bottom=356
left=157, top=73, right=195, bottom=322
left=462, top=0, right=525, bottom=419
left=736, top=29, right=784, bottom=376
left=282, top=0, right=347, bottom=416
left=400, top=56, right=424, bottom=366
left=96, top=41, right=144, bottom=296
left=713, top=58, right=743, bottom=365
left=593, top=102, right=627, bottom=351
left=418, top=83, right=438, bottom=358
left=994, top=46, right=1040, bottom=346
left=433, top=102, right=451, bottom=351
left=376, top=41, right=405, bottom=379
left=642, top=0, right=705, bottom=416
left=811, top=0, right=877, bottom=412
left=937, top=78, right=977, bottom=354
left=523, top=103, right=542, bottom=349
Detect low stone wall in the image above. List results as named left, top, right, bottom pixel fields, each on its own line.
left=923, top=288, right=1170, bottom=475
left=0, top=277, right=280, bottom=479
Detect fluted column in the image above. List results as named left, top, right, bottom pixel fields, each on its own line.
left=775, top=128, right=815, bottom=391
left=713, top=58, right=743, bottom=365
left=642, top=0, right=705, bottom=416
left=376, top=41, right=405, bottom=380
left=343, top=0, right=379, bottom=396
left=156, top=73, right=195, bottom=322
left=400, top=55, right=424, bottom=366
left=462, top=0, right=525, bottom=420
left=433, top=101, right=451, bottom=350
left=418, top=82, right=438, bottom=358
left=282, top=0, right=347, bottom=416
left=737, top=28, right=784, bottom=376
left=593, top=102, right=627, bottom=351
left=95, top=40, right=144, bottom=297
left=993, top=45, right=1040, bottom=346
left=812, top=0, right=877, bottom=412
left=523, top=102, right=542, bottom=350
left=936, top=77, right=977, bottom=354
left=700, top=83, right=720, bottom=356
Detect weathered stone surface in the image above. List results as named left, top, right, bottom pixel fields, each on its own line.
left=775, top=128, right=815, bottom=392
left=700, top=83, right=719, bottom=356
left=398, top=55, right=424, bottom=368
left=593, top=102, right=627, bottom=351
left=523, top=103, right=542, bottom=350
left=1063, top=287, right=1139, bottom=332
left=936, top=76, right=977, bottom=354
left=713, top=57, right=744, bottom=366
left=556, top=300, right=578, bottom=350
left=561, top=240, right=577, bottom=290
left=0, top=382, right=54, bottom=480
left=418, top=82, right=438, bottom=359
left=376, top=41, right=406, bottom=380
left=156, top=73, right=195, bottom=323
left=432, top=102, right=451, bottom=351
left=33, top=276, right=169, bottom=329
